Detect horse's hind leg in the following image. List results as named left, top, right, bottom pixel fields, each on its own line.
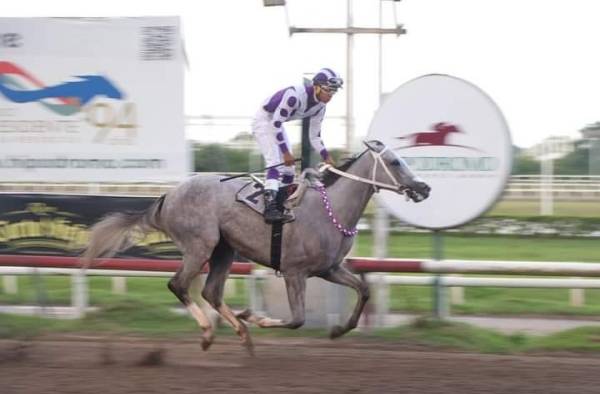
left=168, top=253, right=214, bottom=350
left=318, top=264, right=370, bottom=339
left=202, top=239, right=254, bottom=354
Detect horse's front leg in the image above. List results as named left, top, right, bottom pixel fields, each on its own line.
left=237, top=273, right=306, bottom=329
left=319, top=264, right=370, bottom=339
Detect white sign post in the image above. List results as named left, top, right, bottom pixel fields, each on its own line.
left=0, top=17, right=187, bottom=182
left=368, top=74, right=513, bottom=317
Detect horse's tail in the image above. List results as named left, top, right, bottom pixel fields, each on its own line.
left=80, top=194, right=166, bottom=269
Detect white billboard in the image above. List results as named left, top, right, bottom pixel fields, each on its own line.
left=0, top=17, right=187, bottom=182
left=368, top=74, right=512, bottom=229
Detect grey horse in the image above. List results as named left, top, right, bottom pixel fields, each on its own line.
left=82, top=140, right=430, bottom=352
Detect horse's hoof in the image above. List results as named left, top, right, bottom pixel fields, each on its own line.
left=201, top=336, right=213, bottom=351
left=236, top=308, right=253, bottom=321
left=329, top=325, right=346, bottom=339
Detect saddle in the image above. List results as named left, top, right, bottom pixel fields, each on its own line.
left=235, top=168, right=321, bottom=221
left=235, top=168, right=322, bottom=274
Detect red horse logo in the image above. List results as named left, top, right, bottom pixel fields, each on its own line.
left=395, top=122, right=479, bottom=151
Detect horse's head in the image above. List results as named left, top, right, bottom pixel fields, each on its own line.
left=433, top=122, right=462, bottom=134
left=363, top=140, right=431, bottom=202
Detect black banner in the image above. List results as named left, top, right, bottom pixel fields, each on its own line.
left=0, top=193, right=181, bottom=259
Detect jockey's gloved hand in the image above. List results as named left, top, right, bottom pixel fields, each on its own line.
left=283, top=152, right=296, bottom=167
left=317, top=162, right=330, bottom=173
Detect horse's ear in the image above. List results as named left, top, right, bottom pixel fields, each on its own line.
left=363, top=140, right=384, bottom=152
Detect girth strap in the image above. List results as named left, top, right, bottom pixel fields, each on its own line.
left=269, top=187, right=288, bottom=273
left=270, top=221, right=283, bottom=273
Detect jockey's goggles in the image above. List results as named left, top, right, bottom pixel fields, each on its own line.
left=317, top=77, right=343, bottom=92
left=325, top=77, right=344, bottom=89
left=320, top=85, right=338, bottom=95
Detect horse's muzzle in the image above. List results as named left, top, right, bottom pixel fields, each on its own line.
left=406, top=181, right=431, bottom=203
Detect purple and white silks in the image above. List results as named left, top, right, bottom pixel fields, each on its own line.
left=252, top=83, right=331, bottom=190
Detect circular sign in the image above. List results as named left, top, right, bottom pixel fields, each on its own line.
left=368, top=74, right=512, bottom=229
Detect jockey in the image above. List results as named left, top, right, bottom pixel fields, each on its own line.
left=252, top=68, right=343, bottom=223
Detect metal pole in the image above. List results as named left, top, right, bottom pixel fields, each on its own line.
left=346, top=0, right=354, bottom=152
left=301, top=117, right=313, bottom=170
left=432, top=230, right=448, bottom=319
left=301, top=79, right=313, bottom=170
left=378, top=0, right=383, bottom=100
left=111, top=276, right=127, bottom=295
left=2, top=275, right=17, bottom=294
left=71, top=270, right=88, bottom=318
left=284, top=2, right=406, bottom=154
left=540, top=157, right=553, bottom=215
left=372, top=0, right=389, bottom=261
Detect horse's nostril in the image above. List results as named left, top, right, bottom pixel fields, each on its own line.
left=414, top=182, right=431, bottom=200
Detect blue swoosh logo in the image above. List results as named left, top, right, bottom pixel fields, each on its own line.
left=0, top=75, right=124, bottom=106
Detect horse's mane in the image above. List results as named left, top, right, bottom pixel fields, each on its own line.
left=321, top=150, right=367, bottom=187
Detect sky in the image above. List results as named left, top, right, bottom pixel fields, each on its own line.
left=4, top=0, right=600, bottom=149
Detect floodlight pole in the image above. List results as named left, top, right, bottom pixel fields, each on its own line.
left=347, top=1, right=354, bottom=153
left=288, top=0, right=406, bottom=152
left=374, top=0, right=389, bottom=261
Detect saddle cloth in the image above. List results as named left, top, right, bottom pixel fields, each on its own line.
left=235, top=168, right=322, bottom=218
left=235, top=181, right=267, bottom=216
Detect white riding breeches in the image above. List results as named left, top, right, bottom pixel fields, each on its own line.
left=252, top=109, right=295, bottom=190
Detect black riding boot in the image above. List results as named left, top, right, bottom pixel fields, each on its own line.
left=263, top=189, right=292, bottom=224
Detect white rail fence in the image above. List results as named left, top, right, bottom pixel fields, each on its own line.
left=2, top=263, right=599, bottom=326
left=504, top=175, right=600, bottom=200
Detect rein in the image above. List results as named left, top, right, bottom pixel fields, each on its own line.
left=319, top=148, right=407, bottom=194
left=315, top=147, right=409, bottom=238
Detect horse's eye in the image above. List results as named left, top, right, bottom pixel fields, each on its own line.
left=390, top=159, right=400, bottom=166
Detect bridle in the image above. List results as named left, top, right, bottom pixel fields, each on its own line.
left=318, top=147, right=409, bottom=194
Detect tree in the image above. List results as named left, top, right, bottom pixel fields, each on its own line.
left=555, top=142, right=589, bottom=175
left=192, top=141, right=347, bottom=173
left=512, top=152, right=540, bottom=175
left=193, top=143, right=261, bottom=172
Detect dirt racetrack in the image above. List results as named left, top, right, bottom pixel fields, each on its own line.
left=2, top=334, right=600, bottom=394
